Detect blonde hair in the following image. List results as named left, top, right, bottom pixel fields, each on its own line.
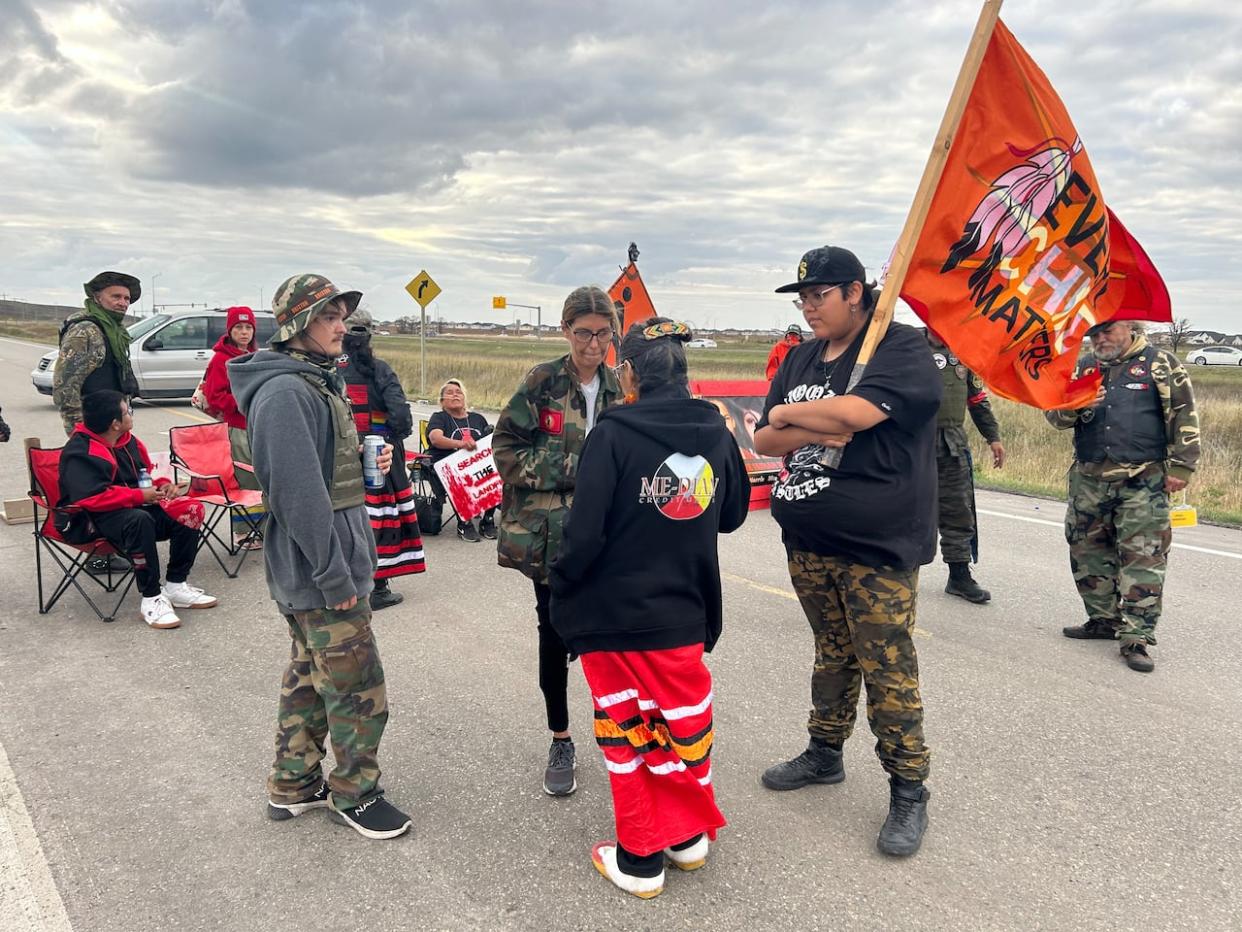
left=439, top=378, right=466, bottom=402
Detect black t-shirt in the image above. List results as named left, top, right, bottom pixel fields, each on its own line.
left=757, top=322, right=942, bottom=570
left=427, top=410, right=491, bottom=462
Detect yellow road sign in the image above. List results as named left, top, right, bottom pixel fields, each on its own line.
left=405, top=271, right=441, bottom=309
left=492, top=296, right=506, bottom=309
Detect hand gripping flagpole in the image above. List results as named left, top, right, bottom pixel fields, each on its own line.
left=819, top=0, right=1003, bottom=468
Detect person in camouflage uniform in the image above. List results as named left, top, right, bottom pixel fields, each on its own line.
left=228, top=273, right=411, bottom=840
left=53, top=271, right=142, bottom=437
left=926, top=330, right=1005, bottom=604
left=1047, top=317, right=1199, bottom=673
left=493, top=285, right=622, bottom=797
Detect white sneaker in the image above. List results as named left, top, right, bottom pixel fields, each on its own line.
left=163, top=581, right=218, bottom=609
left=140, top=594, right=181, bottom=629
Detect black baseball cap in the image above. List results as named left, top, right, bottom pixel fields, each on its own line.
left=775, top=246, right=866, bottom=293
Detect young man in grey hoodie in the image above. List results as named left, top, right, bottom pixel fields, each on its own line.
left=228, top=273, right=411, bottom=840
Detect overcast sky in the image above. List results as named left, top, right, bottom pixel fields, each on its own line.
left=2, top=0, right=1239, bottom=332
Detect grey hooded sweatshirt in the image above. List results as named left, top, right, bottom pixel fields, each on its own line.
left=228, top=350, right=376, bottom=612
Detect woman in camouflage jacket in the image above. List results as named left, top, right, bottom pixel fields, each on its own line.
left=492, top=285, right=621, bottom=797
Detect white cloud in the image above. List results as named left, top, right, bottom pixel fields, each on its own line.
left=0, top=0, right=1238, bottom=334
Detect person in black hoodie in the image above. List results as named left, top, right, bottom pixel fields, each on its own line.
left=549, top=318, right=749, bottom=899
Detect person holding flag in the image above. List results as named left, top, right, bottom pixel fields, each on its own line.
left=1048, top=315, right=1199, bottom=672
left=755, top=245, right=941, bottom=858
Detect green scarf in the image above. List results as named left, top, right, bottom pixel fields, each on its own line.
left=287, top=348, right=347, bottom=396
left=79, top=296, right=136, bottom=390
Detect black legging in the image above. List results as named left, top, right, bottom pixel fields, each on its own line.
left=533, top=581, right=570, bottom=733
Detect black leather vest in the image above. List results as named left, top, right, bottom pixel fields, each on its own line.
left=1073, top=346, right=1165, bottom=464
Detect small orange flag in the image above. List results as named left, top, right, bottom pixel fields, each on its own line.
left=607, top=261, right=658, bottom=365
left=900, top=19, right=1171, bottom=410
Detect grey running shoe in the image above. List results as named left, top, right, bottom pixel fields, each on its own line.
left=544, top=739, right=577, bottom=796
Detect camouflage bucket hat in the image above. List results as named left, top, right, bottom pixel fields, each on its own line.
left=270, top=273, right=362, bottom=344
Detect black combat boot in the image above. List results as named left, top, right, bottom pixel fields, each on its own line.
left=1062, top=619, right=1118, bottom=639
left=760, top=737, right=845, bottom=791
left=876, top=776, right=930, bottom=857
left=945, top=562, right=990, bottom=603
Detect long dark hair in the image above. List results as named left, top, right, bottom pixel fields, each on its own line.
left=619, top=317, right=693, bottom=395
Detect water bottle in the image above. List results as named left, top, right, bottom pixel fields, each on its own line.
left=137, top=468, right=153, bottom=489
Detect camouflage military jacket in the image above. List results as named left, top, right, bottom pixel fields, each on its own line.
left=1045, top=334, right=1200, bottom=481
left=53, top=318, right=110, bottom=433
left=492, top=355, right=621, bottom=583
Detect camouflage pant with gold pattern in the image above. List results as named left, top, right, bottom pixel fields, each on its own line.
left=788, top=551, right=930, bottom=783
left=267, top=601, right=388, bottom=810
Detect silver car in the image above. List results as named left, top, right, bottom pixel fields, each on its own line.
left=31, top=310, right=278, bottom=398
left=1186, top=345, right=1242, bottom=366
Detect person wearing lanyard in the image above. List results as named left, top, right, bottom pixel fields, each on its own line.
left=426, top=378, right=496, bottom=542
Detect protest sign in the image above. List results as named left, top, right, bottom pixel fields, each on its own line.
left=433, top=433, right=503, bottom=521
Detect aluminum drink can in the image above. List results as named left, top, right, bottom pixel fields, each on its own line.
left=363, top=435, right=385, bottom=489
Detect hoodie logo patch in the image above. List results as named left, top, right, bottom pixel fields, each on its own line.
left=640, top=453, right=718, bottom=521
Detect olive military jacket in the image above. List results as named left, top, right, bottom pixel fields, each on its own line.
left=492, top=354, right=621, bottom=584
left=1045, top=333, right=1199, bottom=482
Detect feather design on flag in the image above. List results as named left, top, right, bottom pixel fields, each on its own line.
left=941, top=137, right=1083, bottom=277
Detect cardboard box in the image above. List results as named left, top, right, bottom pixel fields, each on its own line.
left=1, top=498, right=34, bottom=525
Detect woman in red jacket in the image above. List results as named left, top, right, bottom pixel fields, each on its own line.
left=203, top=306, right=263, bottom=517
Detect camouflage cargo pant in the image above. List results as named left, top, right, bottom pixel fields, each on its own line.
left=1064, top=464, right=1170, bottom=647
left=788, top=551, right=930, bottom=783
left=267, top=601, right=389, bottom=810
left=936, top=426, right=976, bottom=563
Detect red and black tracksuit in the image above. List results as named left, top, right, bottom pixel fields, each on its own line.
left=57, top=425, right=198, bottom=597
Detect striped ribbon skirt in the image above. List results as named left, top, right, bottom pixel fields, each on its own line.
left=365, top=465, right=426, bottom=579
left=580, top=643, right=725, bottom=856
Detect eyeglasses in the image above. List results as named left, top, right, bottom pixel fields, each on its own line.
left=569, top=327, right=614, bottom=346
left=792, top=284, right=843, bottom=312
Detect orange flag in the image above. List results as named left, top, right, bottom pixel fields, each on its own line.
left=900, top=19, right=1171, bottom=410
left=607, top=260, right=658, bottom=365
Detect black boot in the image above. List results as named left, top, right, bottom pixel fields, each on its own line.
left=760, top=737, right=845, bottom=791
left=877, top=776, right=929, bottom=857
left=369, top=580, right=404, bottom=611
left=1062, top=619, right=1118, bottom=639
left=945, top=562, right=990, bottom=603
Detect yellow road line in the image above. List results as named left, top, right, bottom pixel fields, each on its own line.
left=133, top=399, right=215, bottom=424
left=722, top=571, right=932, bottom=639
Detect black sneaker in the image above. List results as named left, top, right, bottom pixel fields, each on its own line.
left=1062, top=619, right=1119, bottom=639
left=85, top=554, right=131, bottom=575
left=761, top=738, right=845, bottom=791
left=457, top=521, right=481, bottom=543
left=478, top=517, right=498, bottom=540
left=1121, top=643, right=1155, bottom=672
left=544, top=739, right=577, bottom=796
left=877, top=777, right=930, bottom=857
left=369, top=586, right=404, bottom=611
left=329, top=795, right=412, bottom=840
left=267, top=782, right=330, bottom=821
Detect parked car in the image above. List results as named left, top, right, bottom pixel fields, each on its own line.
left=1186, top=345, right=1242, bottom=366
left=686, top=338, right=718, bottom=349
left=31, top=309, right=278, bottom=398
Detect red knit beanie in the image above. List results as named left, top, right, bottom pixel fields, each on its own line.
left=226, top=306, right=257, bottom=349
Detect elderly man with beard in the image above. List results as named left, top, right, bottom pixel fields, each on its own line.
left=1048, top=315, right=1200, bottom=673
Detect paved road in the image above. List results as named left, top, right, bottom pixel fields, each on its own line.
left=0, top=336, right=1238, bottom=931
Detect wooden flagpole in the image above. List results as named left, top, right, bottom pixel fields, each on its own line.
left=821, top=0, right=1003, bottom=466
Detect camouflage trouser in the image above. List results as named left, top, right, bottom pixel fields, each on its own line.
left=788, top=551, right=930, bottom=783
left=936, top=426, right=976, bottom=563
left=1065, top=464, right=1170, bottom=647
left=267, top=601, right=389, bottom=810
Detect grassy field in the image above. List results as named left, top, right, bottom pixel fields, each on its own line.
left=8, top=319, right=1239, bottom=524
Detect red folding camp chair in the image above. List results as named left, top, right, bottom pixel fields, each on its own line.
left=168, top=422, right=265, bottom=578
left=26, top=439, right=137, bottom=623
